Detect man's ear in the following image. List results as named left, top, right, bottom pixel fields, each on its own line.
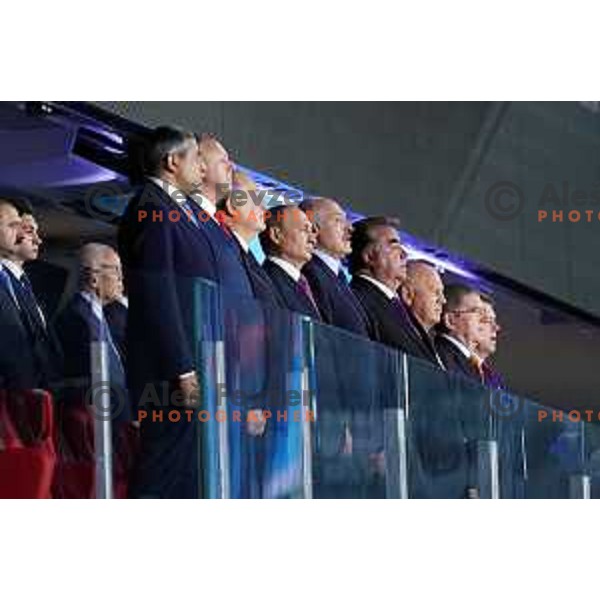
left=400, top=285, right=412, bottom=306
left=442, top=311, right=453, bottom=332
left=362, top=246, right=374, bottom=270
left=224, top=197, right=236, bottom=217
left=269, top=225, right=283, bottom=246
left=164, top=153, right=178, bottom=175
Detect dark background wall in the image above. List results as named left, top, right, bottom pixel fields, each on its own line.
left=96, top=101, right=600, bottom=317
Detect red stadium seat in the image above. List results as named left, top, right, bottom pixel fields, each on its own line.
left=0, top=390, right=56, bottom=499
left=52, top=404, right=139, bottom=499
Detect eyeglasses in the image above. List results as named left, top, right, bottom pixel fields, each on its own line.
left=448, top=308, right=485, bottom=317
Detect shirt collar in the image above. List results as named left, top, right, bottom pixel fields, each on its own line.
left=358, top=274, right=397, bottom=301
left=149, top=177, right=187, bottom=206
left=79, top=291, right=105, bottom=322
left=268, top=256, right=302, bottom=282
left=150, top=178, right=218, bottom=221
left=188, top=190, right=217, bottom=219
left=441, top=333, right=473, bottom=359
left=231, top=230, right=249, bottom=253
left=314, top=249, right=341, bottom=275
left=1, top=259, right=24, bottom=281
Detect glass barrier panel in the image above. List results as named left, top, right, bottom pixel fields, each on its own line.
left=199, top=282, right=312, bottom=498
left=582, top=419, right=600, bottom=498
left=307, top=320, right=404, bottom=499
left=405, top=356, right=499, bottom=499
left=520, top=401, right=585, bottom=498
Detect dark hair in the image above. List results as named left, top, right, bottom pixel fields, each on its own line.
left=480, top=292, right=494, bottom=306
left=259, top=205, right=296, bottom=256
left=348, top=215, right=401, bottom=274
left=0, top=188, right=33, bottom=216
left=143, top=126, right=196, bottom=177
left=442, top=284, right=481, bottom=313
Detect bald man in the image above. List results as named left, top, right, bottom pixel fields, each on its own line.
left=400, top=260, right=446, bottom=368
left=53, top=244, right=134, bottom=498
left=55, top=243, right=129, bottom=419
left=299, top=197, right=369, bottom=336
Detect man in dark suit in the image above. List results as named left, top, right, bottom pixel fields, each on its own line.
left=0, top=195, right=38, bottom=392
left=260, top=205, right=321, bottom=320
left=216, top=170, right=283, bottom=309
left=119, top=126, right=253, bottom=498
left=349, top=216, right=443, bottom=366
left=0, top=195, right=58, bottom=391
left=435, top=284, right=489, bottom=383
left=299, top=197, right=369, bottom=336
left=103, top=296, right=128, bottom=365
left=472, top=296, right=504, bottom=389
left=399, top=260, right=447, bottom=369
left=53, top=243, right=132, bottom=498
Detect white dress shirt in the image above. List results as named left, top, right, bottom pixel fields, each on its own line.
left=314, top=249, right=341, bottom=275
left=79, top=291, right=105, bottom=324
left=440, top=333, right=475, bottom=360
left=232, top=230, right=250, bottom=253
left=188, top=190, right=217, bottom=220
left=149, top=177, right=188, bottom=206
left=268, top=256, right=302, bottom=282
left=357, top=274, right=398, bottom=301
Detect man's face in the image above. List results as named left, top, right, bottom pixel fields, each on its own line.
left=15, top=214, right=42, bottom=262
left=313, top=200, right=353, bottom=258
left=172, top=138, right=204, bottom=194
left=366, top=225, right=408, bottom=285
left=96, top=251, right=123, bottom=304
left=444, top=292, right=486, bottom=349
left=202, top=140, right=232, bottom=199
left=474, top=302, right=500, bottom=359
left=0, top=203, right=21, bottom=258
left=275, top=207, right=316, bottom=266
left=229, top=181, right=265, bottom=235
left=404, top=267, right=446, bottom=330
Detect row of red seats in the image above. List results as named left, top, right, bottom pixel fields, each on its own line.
left=0, top=390, right=138, bottom=499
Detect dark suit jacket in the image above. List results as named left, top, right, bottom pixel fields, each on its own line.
left=104, top=300, right=128, bottom=364
left=118, top=180, right=254, bottom=400
left=263, top=259, right=321, bottom=321
left=350, top=276, right=442, bottom=367
left=0, top=274, right=44, bottom=390
left=435, top=334, right=478, bottom=381
left=230, top=236, right=285, bottom=309
left=435, top=334, right=504, bottom=389
left=54, top=293, right=130, bottom=421
left=302, top=255, right=369, bottom=337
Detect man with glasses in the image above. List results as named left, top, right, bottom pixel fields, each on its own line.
left=435, top=284, right=489, bottom=383
left=472, top=296, right=504, bottom=389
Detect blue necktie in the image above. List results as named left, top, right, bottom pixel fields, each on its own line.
left=181, top=199, right=200, bottom=227
left=337, top=268, right=349, bottom=286
left=18, top=273, right=46, bottom=332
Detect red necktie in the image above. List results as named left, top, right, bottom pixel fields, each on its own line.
left=297, top=274, right=322, bottom=318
